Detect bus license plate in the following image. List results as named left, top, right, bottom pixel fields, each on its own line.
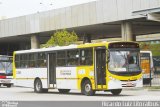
left=126, top=82, right=133, bottom=86
left=0, top=80, right=11, bottom=83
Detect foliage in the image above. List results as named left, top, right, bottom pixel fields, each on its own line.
left=139, top=42, right=160, bottom=56
left=42, top=29, right=78, bottom=47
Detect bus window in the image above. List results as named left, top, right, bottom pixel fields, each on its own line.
left=29, top=54, right=36, bottom=67
left=57, top=51, right=66, bottom=66
left=67, top=49, right=79, bottom=66
left=109, top=51, right=140, bottom=72
left=0, top=56, right=13, bottom=75
left=37, top=53, right=46, bottom=67
left=20, top=54, right=28, bottom=68
left=80, top=48, right=93, bottom=66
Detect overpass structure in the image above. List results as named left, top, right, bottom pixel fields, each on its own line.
left=0, top=0, right=160, bottom=54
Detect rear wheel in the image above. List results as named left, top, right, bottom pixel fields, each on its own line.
left=34, top=79, right=43, bottom=93
left=81, top=80, right=95, bottom=96
left=111, top=89, right=122, bottom=95
left=58, top=89, right=70, bottom=94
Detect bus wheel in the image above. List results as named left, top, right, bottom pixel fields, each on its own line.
left=6, top=84, right=12, bottom=88
left=111, top=89, right=122, bottom=95
left=58, top=89, right=70, bottom=94
left=34, top=79, right=43, bottom=93
left=0, top=84, right=1, bottom=87
left=81, top=80, right=95, bottom=96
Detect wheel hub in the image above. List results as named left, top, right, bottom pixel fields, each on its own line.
left=36, top=82, right=41, bottom=91
left=85, top=84, right=91, bottom=92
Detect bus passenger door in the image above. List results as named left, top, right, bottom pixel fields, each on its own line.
left=95, top=47, right=106, bottom=89
left=48, top=53, right=56, bottom=88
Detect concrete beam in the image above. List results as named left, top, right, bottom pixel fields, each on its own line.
left=121, top=21, right=135, bottom=41
left=147, top=13, right=160, bottom=22
left=31, top=35, right=40, bottom=49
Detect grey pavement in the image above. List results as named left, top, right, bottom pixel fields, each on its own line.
left=0, top=86, right=160, bottom=101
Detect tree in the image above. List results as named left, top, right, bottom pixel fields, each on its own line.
left=139, top=42, right=160, bottom=56
left=42, top=29, right=78, bottom=47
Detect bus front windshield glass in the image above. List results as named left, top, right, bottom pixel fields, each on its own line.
left=108, top=50, right=140, bottom=72
left=0, top=57, right=12, bottom=75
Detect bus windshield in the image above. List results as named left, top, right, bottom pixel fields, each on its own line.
left=0, top=56, right=12, bottom=75
left=108, top=50, right=141, bottom=72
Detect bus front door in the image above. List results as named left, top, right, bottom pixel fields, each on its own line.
left=95, top=47, right=106, bottom=89
left=48, top=53, right=56, bottom=88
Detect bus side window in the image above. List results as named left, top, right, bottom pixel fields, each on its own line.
left=80, top=48, right=93, bottom=66
left=67, top=49, right=79, bottom=66
left=37, top=53, right=47, bottom=67
left=28, top=54, right=35, bottom=68
left=20, top=54, right=28, bottom=68
left=57, top=51, right=66, bottom=66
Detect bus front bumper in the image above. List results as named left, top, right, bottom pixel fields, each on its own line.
left=0, top=79, right=14, bottom=85
left=107, top=79, right=143, bottom=89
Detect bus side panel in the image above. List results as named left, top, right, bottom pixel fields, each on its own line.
left=14, top=68, right=48, bottom=88
left=56, top=67, right=78, bottom=89
left=14, top=79, right=34, bottom=88
left=77, top=66, right=95, bottom=90
left=13, top=52, right=16, bottom=79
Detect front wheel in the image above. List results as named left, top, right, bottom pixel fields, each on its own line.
left=111, top=89, right=122, bottom=95
left=81, top=80, right=95, bottom=96
left=34, top=79, right=43, bottom=93
left=58, top=89, right=70, bottom=94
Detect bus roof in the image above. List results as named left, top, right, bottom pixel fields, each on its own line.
left=14, top=41, right=138, bottom=54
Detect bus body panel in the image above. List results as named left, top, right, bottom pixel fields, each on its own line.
left=14, top=68, right=48, bottom=88
left=56, top=67, right=78, bottom=89
left=77, top=66, right=95, bottom=90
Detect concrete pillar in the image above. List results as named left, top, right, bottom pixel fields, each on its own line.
left=31, top=35, right=40, bottom=49
left=121, top=21, right=135, bottom=41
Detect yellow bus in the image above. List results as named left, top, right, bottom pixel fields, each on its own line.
left=13, top=42, right=142, bottom=96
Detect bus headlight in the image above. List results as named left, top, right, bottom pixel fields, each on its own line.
left=109, top=76, right=118, bottom=81
left=89, top=71, right=94, bottom=76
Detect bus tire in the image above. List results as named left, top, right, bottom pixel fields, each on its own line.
left=0, top=84, right=1, bottom=87
left=81, top=80, right=95, bottom=96
left=58, top=89, right=70, bottom=94
left=111, top=89, right=122, bottom=95
left=34, top=79, right=43, bottom=93
left=6, top=84, right=12, bottom=88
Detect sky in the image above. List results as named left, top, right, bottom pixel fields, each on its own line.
left=0, top=0, right=96, bottom=18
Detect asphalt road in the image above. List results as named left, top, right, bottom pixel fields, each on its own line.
left=0, top=86, right=160, bottom=101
